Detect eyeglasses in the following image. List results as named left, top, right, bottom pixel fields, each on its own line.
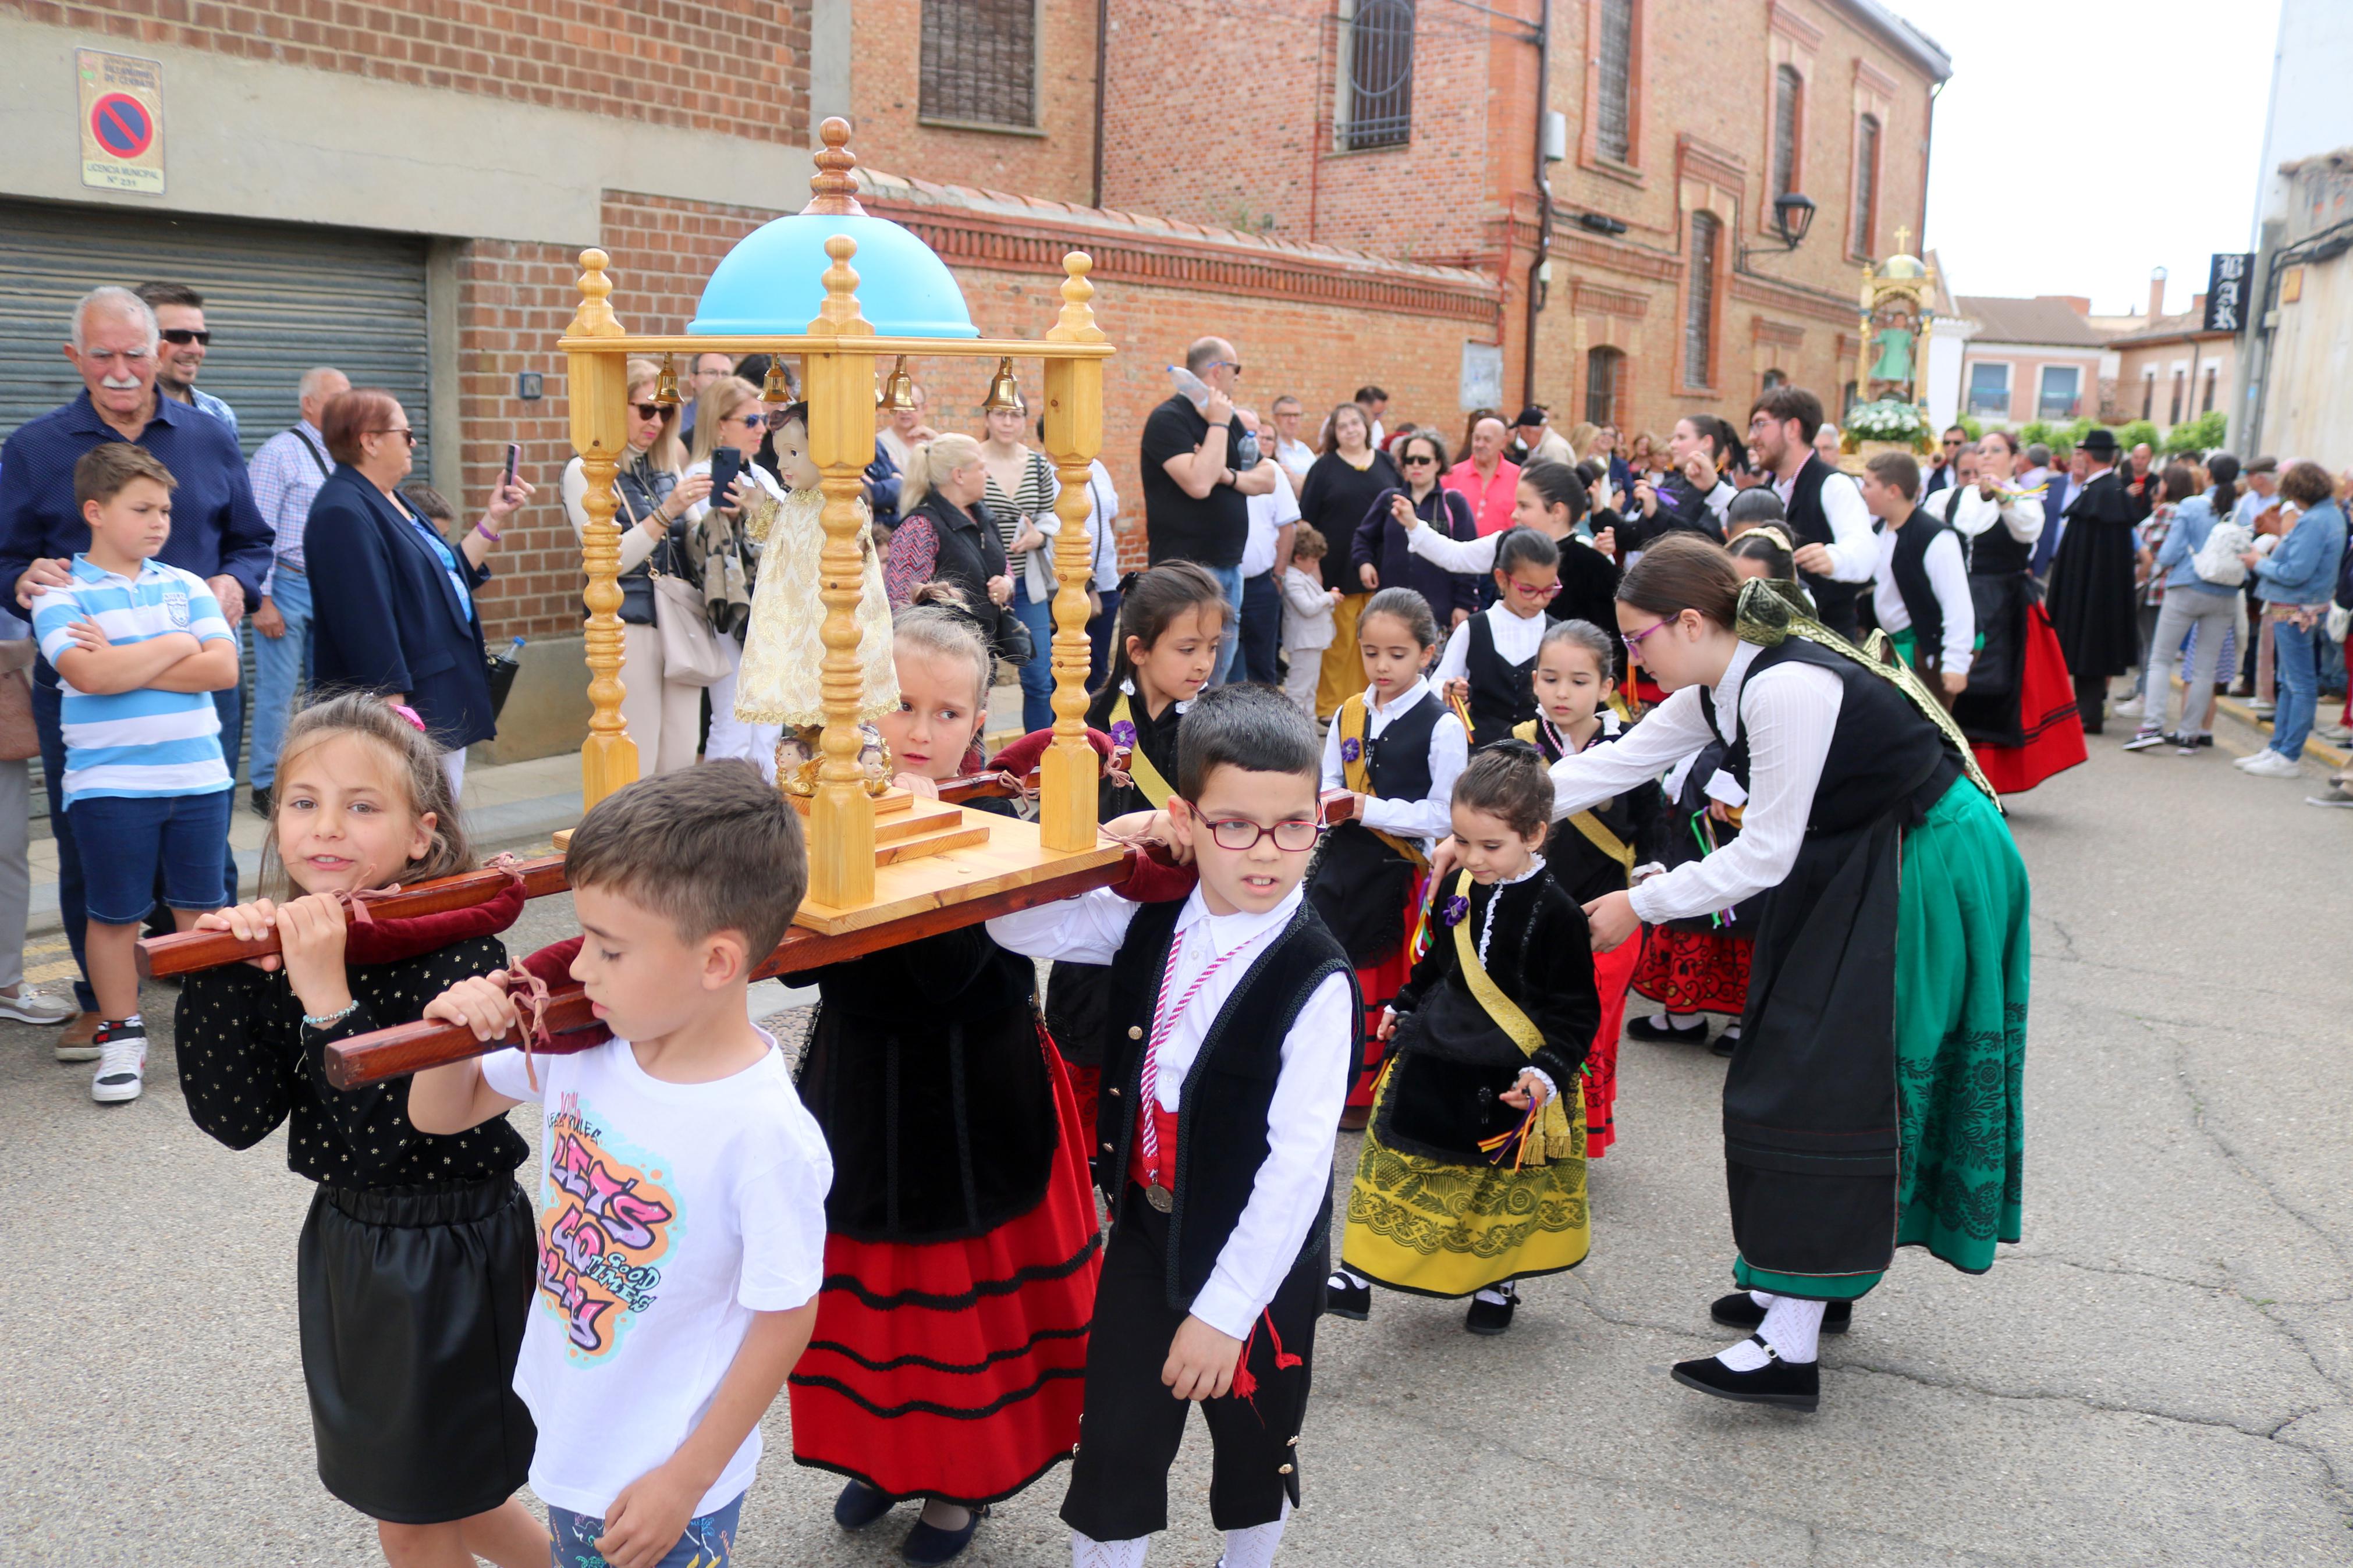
left=1620, top=619, right=1670, bottom=657
left=1399, top=454, right=1436, bottom=467
left=1208, top=360, right=1244, bottom=377
left=733, top=413, right=766, bottom=431
left=631, top=402, right=669, bottom=421
left=158, top=328, right=211, bottom=346
left=1506, top=579, right=1564, bottom=599
left=368, top=428, right=419, bottom=446
left=1193, top=813, right=1322, bottom=852
left=1942, top=438, right=1965, bottom=449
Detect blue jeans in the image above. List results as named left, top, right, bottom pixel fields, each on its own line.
left=70, top=789, right=232, bottom=924
left=1239, top=570, right=1282, bottom=684
left=2268, top=614, right=2321, bottom=759
left=1204, top=562, right=1244, bottom=685
left=548, top=1491, right=742, bottom=1567
left=1012, top=577, right=1056, bottom=733
left=249, top=566, right=313, bottom=790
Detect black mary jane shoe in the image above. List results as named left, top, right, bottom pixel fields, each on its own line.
left=834, top=1479, right=898, bottom=1531
left=1325, top=1273, right=1371, bottom=1321
left=1709, top=1026, right=1741, bottom=1059
left=1626, top=1012, right=1709, bottom=1045
left=1671, top=1339, right=1820, bottom=1412
left=1709, top=1292, right=1851, bottom=1335
left=901, top=1505, right=989, bottom=1565
left=1464, top=1286, right=1518, bottom=1335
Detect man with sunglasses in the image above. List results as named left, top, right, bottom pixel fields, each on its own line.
left=134, top=282, right=240, bottom=440
left=0, top=286, right=272, bottom=1056
left=1923, top=425, right=1969, bottom=497
left=1142, top=336, right=1277, bottom=684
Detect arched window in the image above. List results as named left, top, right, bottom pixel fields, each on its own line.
left=1684, top=211, right=1720, bottom=388
left=1596, top=0, right=1636, bottom=162
left=1850, top=113, right=1881, bottom=255
left=1772, top=66, right=1802, bottom=198
left=1585, top=347, right=1626, bottom=428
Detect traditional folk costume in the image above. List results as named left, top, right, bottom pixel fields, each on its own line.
left=2043, top=461, right=2142, bottom=735
left=1042, top=678, right=1188, bottom=1130
left=1947, top=479, right=2086, bottom=791
left=1519, top=711, right=1655, bottom=1155
left=988, top=883, right=1357, bottom=1566
left=176, top=886, right=538, bottom=1524
left=1871, top=503, right=1976, bottom=705
left=1432, top=602, right=1545, bottom=747
left=1544, top=582, right=2031, bottom=1410
left=1308, top=677, right=1468, bottom=1111
left=1337, top=858, right=1599, bottom=1323
left=1627, top=742, right=1756, bottom=1043
left=788, top=801, right=1101, bottom=1509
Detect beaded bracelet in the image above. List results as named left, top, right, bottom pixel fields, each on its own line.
left=301, top=1000, right=360, bottom=1030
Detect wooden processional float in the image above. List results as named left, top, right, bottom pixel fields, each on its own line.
left=136, top=118, right=1137, bottom=1081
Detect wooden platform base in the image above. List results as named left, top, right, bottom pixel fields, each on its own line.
left=791, top=808, right=1125, bottom=936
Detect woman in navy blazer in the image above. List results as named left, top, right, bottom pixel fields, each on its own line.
left=306, top=389, right=527, bottom=787
left=1353, top=428, right=1482, bottom=630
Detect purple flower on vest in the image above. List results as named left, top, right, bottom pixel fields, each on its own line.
left=1109, top=719, right=1137, bottom=750
left=1340, top=736, right=1361, bottom=765
left=1440, top=894, right=1470, bottom=927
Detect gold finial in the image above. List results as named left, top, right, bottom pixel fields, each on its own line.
left=804, top=116, right=867, bottom=218
left=981, top=357, right=1023, bottom=415
left=1047, top=252, right=1106, bottom=344
left=652, top=354, right=682, bottom=408
left=566, top=248, right=623, bottom=338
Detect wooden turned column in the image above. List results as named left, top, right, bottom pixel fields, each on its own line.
left=1039, top=253, right=1106, bottom=851
left=804, top=235, right=879, bottom=908
left=563, top=248, right=638, bottom=806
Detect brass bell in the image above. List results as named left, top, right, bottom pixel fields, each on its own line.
left=651, top=354, right=682, bottom=408
left=760, top=358, right=793, bottom=403
left=981, top=356, right=1023, bottom=415
left=881, top=355, right=918, bottom=413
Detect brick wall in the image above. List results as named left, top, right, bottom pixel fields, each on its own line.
left=21, top=0, right=810, bottom=143
left=849, top=0, right=1101, bottom=205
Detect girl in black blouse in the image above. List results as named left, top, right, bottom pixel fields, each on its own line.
left=177, top=693, right=542, bottom=1567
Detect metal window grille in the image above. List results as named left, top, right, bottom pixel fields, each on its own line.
left=2142, top=373, right=2155, bottom=420
left=1341, top=0, right=1415, bottom=151
left=2170, top=371, right=2185, bottom=425
left=1772, top=66, right=1801, bottom=197
left=1596, top=0, right=1634, bottom=162
left=921, top=0, right=1038, bottom=128
left=2202, top=365, right=2217, bottom=414
left=1851, top=114, right=1880, bottom=254
left=1585, top=347, right=1624, bottom=427
left=1684, top=212, right=1719, bottom=386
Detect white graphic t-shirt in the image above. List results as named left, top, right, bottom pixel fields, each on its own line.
left=481, top=1029, right=832, bottom=1517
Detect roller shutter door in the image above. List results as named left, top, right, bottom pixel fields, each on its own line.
left=0, top=199, right=434, bottom=817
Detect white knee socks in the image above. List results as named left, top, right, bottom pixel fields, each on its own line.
left=1074, top=1501, right=1293, bottom=1568
left=1073, top=1533, right=1148, bottom=1568
left=1715, top=1294, right=1823, bottom=1369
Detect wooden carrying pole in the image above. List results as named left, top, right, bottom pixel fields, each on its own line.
left=1038, top=254, right=1106, bottom=852
left=563, top=250, right=636, bottom=810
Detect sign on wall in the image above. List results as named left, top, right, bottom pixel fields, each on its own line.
left=1458, top=341, right=1503, bottom=412
left=2203, top=253, right=2253, bottom=333
left=77, top=49, right=166, bottom=195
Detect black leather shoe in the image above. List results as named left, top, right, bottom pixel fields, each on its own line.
left=902, top=1505, right=988, bottom=1565
left=249, top=785, right=272, bottom=819
left=1325, top=1273, right=1371, bottom=1321
left=834, top=1480, right=897, bottom=1531
left=1710, top=1026, right=1741, bottom=1058
left=1464, top=1286, right=1518, bottom=1335
left=1627, top=1012, right=1709, bottom=1044
left=1709, top=1292, right=1851, bottom=1335
left=1671, top=1341, right=1820, bottom=1411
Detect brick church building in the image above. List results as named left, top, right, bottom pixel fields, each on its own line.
left=0, top=0, right=1946, bottom=664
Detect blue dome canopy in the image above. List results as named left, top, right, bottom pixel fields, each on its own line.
left=689, top=212, right=978, bottom=339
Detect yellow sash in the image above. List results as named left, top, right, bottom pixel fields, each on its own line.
left=1108, top=691, right=1174, bottom=809
left=1450, top=870, right=1577, bottom=1165
left=1510, top=723, right=1633, bottom=876
left=1336, top=695, right=1427, bottom=867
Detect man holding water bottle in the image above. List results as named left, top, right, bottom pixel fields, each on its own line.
left=1139, top=336, right=1278, bottom=684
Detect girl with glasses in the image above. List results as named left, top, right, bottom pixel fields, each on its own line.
left=1308, top=586, right=1468, bottom=1131
left=1326, top=739, right=1600, bottom=1335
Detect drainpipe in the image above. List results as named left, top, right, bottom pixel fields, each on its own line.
left=1091, top=0, right=1110, bottom=208
left=1521, top=0, right=1553, bottom=407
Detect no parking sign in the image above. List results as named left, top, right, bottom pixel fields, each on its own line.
left=77, top=49, right=165, bottom=194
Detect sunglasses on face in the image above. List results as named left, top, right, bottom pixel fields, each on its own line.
left=733, top=413, right=766, bottom=431
left=1207, top=360, right=1244, bottom=378
left=631, top=403, right=669, bottom=421
left=370, top=428, right=419, bottom=446
left=159, top=328, right=212, bottom=346
left=1399, top=454, right=1436, bottom=467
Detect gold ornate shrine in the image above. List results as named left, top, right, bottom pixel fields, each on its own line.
left=558, top=118, right=1121, bottom=930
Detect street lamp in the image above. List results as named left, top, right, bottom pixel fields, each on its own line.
left=1740, top=192, right=1815, bottom=269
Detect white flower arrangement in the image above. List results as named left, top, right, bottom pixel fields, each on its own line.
left=1843, top=398, right=1929, bottom=443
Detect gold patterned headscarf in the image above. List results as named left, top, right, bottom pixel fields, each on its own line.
left=1731, top=578, right=2000, bottom=805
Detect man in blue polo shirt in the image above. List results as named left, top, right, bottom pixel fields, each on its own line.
left=0, top=285, right=271, bottom=1055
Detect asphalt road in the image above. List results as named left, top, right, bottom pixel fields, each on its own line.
left=3, top=720, right=2349, bottom=1567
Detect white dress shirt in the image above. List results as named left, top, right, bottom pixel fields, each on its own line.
left=1775, top=456, right=1878, bottom=582
left=1273, top=435, right=1315, bottom=483
left=1407, top=523, right=1606, bottom=577
left=1872, top=522, right=1977, bottom=674
left=1240, top=461, right=1301, bottom=579
left=1946, top=482, right=2045, bottom=548
left=1318, top=677, right=1468, bottom=844
left=986, top=885, right=1354, bottom=1339
left=1432, top=602, right=1547, bottom=687
left=1547, top=641, right=1843, bottom=922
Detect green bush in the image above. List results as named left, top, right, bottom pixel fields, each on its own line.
left=2017, top=420, right=2055, bottom=449
left=2117, top=419, right=2160, bottom=453
left=2162, top=411, right=2227, bottom=455
left=1957, top=415, right=1985, bottom=441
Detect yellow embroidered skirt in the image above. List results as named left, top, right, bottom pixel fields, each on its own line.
left=1341, top=1064, right=1592, bottom=1298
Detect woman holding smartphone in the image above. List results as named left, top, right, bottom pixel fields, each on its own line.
left=682, top=374, right=787, bottom=778
left=559, top=357, right=712, bottom=776
left=977, top=382, right=1058, bottom=729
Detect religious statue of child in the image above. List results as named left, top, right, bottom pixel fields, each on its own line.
left=733, top=400, right=900, bottom=794
left=1868, top=300, right=1918, bottom=401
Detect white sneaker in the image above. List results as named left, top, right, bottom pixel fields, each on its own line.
left=2113, top=696, right=2144, bottom=717
left=91, top=1024, right=146, bottom=1104
left=2238, top=749, right=2304, bottom=779
left=0, top=986, right=79, bottom=1026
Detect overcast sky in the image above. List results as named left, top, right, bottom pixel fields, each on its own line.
left=1883, top=0, right=2283, bottom=315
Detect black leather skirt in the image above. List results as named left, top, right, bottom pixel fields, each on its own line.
left=297, top=1175, right=537, bottom=1523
